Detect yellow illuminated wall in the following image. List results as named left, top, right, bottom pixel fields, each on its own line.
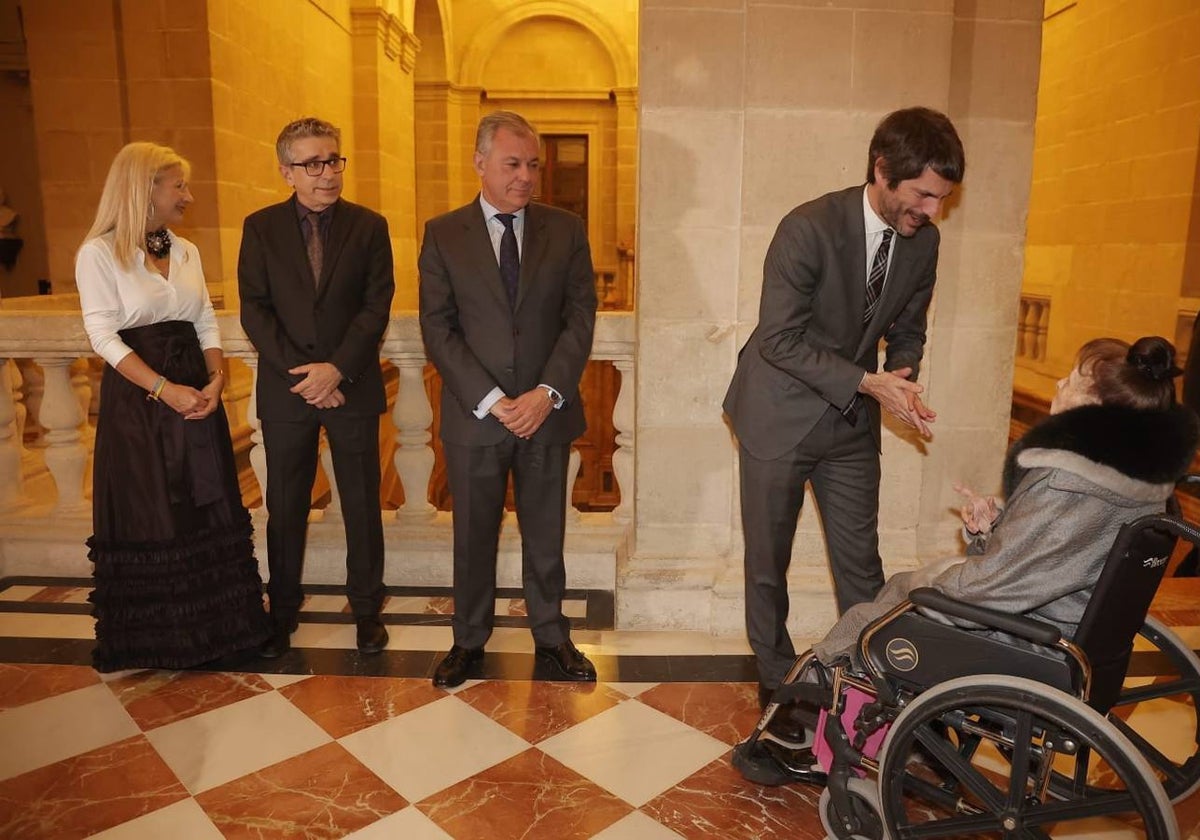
left=1017, top=0, right=1200, bottom=399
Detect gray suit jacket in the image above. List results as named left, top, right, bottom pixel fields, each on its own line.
left=418, top=198, right=597, bottom=447
left=723, top=185, right=940, bottom=459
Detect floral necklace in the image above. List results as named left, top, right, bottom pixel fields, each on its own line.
left=145, top=227, right=171, bottom=259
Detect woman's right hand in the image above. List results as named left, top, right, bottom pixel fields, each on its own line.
left=953, top=482, right=1000, bottom=535
left=159, top=381, right=208, bottom=416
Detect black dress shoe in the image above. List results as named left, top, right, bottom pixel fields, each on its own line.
left=259, top=623, right=292, bottom=659
left=356, top=616, right=388, bottom=654
left=433, top=645, right=483, bottom=688
left=535, top=640, right=597, bottom=681
left=758, top=684, right=811, bottom=745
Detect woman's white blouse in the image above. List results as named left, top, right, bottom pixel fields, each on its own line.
left=76, top=232, right=222, bottom=369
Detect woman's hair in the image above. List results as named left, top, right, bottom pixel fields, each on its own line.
left=84, top=142, right=190, bottom=268
left=1076, top=336, right=1181, bottom=412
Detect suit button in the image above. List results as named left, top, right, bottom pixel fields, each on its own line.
left=305, top=343, right=315, bottom=350
left=513, top=328, right=520, bottom=337
left=505, top=367, right=513, bottom=374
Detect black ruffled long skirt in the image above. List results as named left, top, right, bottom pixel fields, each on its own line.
left=88, top=320, right=270, bottom=671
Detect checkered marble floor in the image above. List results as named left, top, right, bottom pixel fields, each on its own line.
left=0, top=578, right=1199, bottom=838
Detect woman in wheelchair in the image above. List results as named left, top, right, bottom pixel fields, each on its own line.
left=735, top=336, right=1200, bottom=839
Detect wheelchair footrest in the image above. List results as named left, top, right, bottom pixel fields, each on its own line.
left=732, top=740, right=829, bottom=788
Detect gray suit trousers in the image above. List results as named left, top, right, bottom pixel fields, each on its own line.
left=739, top=406, right=885, bottom=688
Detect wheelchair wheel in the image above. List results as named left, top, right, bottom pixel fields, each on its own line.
left=877, top=675, right=1176, bottom=839
left=818, top=777, right=882, bottom=840
left=1107, top=615, right=1200, bottom=802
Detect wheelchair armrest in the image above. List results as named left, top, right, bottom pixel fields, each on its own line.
left=908, top=587, right=1063, bottom=647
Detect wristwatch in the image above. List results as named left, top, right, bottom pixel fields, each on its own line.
left=538, top=384, right=565, bottom=409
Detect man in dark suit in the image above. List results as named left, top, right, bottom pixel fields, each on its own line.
left=723, top=107, right=965, bottom=740
left=419, top=110, right=598, bottom=688
left=239, top=117, right=395, bottom=658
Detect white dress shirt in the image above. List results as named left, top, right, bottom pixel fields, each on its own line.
left=862, top=185, right=896, bottom=284
left=76, top=232, right=222, bottom=369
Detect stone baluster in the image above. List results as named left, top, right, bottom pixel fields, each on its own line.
left=1015, top=298, right=1029, bottom=358
left=9, top=359, right=26, bottom=452
left=17, top=358, right=44, bottom=447
left=611, top=358, right=635, bottom=524
left=0, top=360, right=23, bottom=510
left=35, top=358, right=89, bottom=515
left=389, top=355, right=435, bottom=521
left=565, top=446, right=582, bottom=526
left=1035, top=300, right=1050, bottom=361
left=243, top=357, right=268, bottom=513
left=319, top=430, right=343, bottom=523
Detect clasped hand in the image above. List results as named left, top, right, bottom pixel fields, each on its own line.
left=289, top=362, right=344, bottom=408
left=490, top=389, right=553, bottom=439
left=162, top=381, right=219, bottom=420
left=859, top=367, right=936, bottom=438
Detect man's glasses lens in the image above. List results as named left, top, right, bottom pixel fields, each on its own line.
left=301, top=157, right=347, bottom=176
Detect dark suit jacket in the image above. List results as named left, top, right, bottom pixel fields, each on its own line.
left=238, top=197, right=395, bottom=421
left=723, top=185, right=940, bottom=459
left=418, top=197, right=597, bottom=447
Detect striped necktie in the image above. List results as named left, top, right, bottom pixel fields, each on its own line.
left=863, top=228, right=893, bottom=325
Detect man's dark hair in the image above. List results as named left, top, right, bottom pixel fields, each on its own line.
left=866, top=107, right=964, bottom=189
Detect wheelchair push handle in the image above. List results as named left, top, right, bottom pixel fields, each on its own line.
left=908, top=587, right=1063, bottom=646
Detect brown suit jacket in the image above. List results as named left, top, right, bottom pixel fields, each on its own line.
left=418, top=198, right=597, bottom=446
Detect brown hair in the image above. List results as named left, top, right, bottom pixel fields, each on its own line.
left=866, top=107, right=965, bottom=189
left=1076, top=336, right=1180, bottom=412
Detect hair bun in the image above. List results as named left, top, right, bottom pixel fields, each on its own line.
left=1127, top=336, right=1182, bottom=382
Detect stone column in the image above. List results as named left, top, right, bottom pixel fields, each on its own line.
left=35, top=358, right=89, bottom=515
left=388, top=355, right=436, bottom=521
left=0, top=360, right=23, bottom=511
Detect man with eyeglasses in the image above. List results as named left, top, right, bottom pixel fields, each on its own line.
left=239, top=116, right=395, bottom=659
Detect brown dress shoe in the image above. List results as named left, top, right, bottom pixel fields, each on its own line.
left=356, top=616, right=388, bottom=654
left=535, top=640, right=597, bottom=681
left=433, top=645, right=483, bottom=688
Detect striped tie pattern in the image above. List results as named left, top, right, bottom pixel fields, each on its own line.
left=863, top=228, right=893, bottom=325
left=304, top=212, right=323, bottom=286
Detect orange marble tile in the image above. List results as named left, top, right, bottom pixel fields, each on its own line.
left=507, top=598, right=528, bottom=616
left=26, top=586, right=88, bottom=603
left=423, top=596, right=454, bottom=615
left=279, top=676, right=443, bottom=739
left=107, top=670, right=274, bottom=730
left=0, top=735, right=187, bottom=839
left=418, top=748, right=631, bottom=839
left=195, top=741, right=407, bottom=839
left=456, top=679, right=627, bottom=743
left=637, top=682, right=762, bottom=746
left=643, top=754, right=825, bottom=840
left=0, top=663, right=99, bottom=712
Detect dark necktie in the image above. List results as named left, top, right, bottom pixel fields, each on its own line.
left=496, top=213, right=519, bottom=309
left=305, top=211, right=323, bottom=286
left=863, top=228, right=893, bottom=325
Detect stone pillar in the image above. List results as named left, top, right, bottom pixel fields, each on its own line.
left=350, top=1, right=421, bottom=308
left=0, top=360, right=22, bottom=511
left=389, top=355, right=436, bottom=521
left=36, top=358, right=88, bottom=515
left=634, top=0, right=1043, bottom=636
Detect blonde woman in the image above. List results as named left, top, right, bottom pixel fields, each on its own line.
left=77, top=142, right=268, bottom=671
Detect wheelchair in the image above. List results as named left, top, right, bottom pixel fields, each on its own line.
left=733, top=509, right=1200, bottom=839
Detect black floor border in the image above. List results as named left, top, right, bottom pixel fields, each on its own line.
left=0, top=579, right=615, bottom=630
left=0, top=640, right=1187, bottom=686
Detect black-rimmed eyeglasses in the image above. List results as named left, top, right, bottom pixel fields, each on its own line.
left=290, top=157, right=347, bottom=177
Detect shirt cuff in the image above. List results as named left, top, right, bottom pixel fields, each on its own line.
left=474, top=386, right=505, bottom=419
left=538, top=384, right=565, bottom=410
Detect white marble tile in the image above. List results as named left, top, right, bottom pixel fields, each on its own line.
left=344, top=806, right=453, bottom=839
left=256, top=673, right=311, bottom=689
left=591, top=809, right=686, bottom=839
left=0, top=612, right=96, bottom=639
left=0, top=585, right=44, bottom=601
left=0, top=682, right=140, bottom=780
left=89, top=797, right=223, bottom=839
left=383, top=596, right=434, bottom=614
left=291, top=621, right=358, bottom=649
left=146, top=691, right=331, bottom=793
left=562, top=599, right=588, bottom=619
left=607, top=682, right=660, bottom=697
left=538, top=700, right=729, bottom=807
left=339, top=695, right=528, bottom=802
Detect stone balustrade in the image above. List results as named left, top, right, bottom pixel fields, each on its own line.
left=0, top=308, right=635, bottom=592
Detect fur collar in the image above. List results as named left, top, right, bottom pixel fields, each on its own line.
left=1002, top=404, right=1198, bottom=501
